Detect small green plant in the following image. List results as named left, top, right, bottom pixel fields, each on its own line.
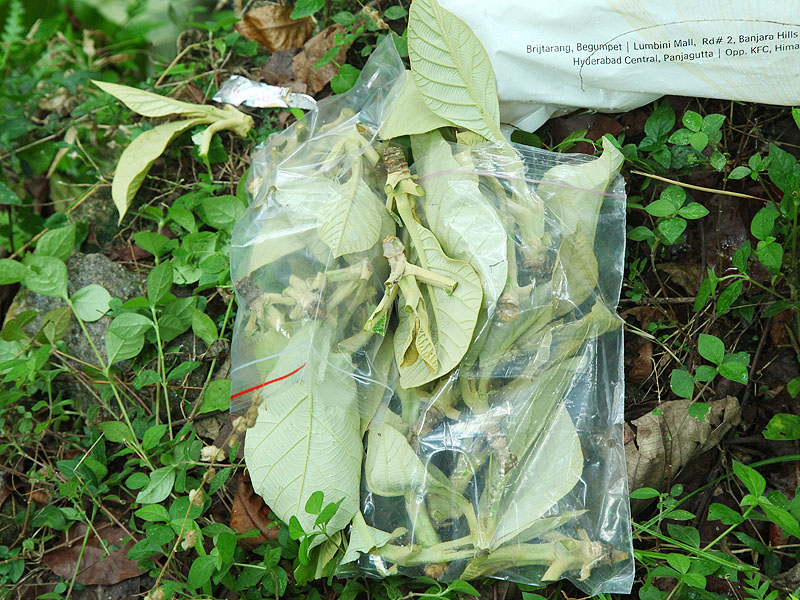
left=667, top=109, right=727, bottom=172
left=669, top=333, right=750, bottom=411
left=618, top=102, right=728, bottom=173
left=633, top=460, right=798, bottom=600
left=629, top=184, right=709, bottom=247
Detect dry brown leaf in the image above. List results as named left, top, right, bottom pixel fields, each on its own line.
left=621, top=305, right=660, bottom=329
left=292, top=25, right=349, bottom=95
left=235, top=6, right=314, bottom=53
left=657, top=262, right=703, bottom=296
left=42, top=522, right=143, bottom=585
left=262, top=49, right=301, bottom=86
left=626, top=339, right=653, bottom=385
left=230, top=472, right=279, bottom=547
left=770, top=309, right=795, bottom=347
left=195, top=413, right=225, bottom=441
left=626, top=397, right=741, bottom=512
left=549, top=114, right=624, bottom=154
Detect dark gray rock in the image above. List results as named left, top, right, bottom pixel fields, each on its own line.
left=5, top=253, right=141, bottom=367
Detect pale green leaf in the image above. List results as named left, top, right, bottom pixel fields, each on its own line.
left=474, top=291, right=555, bottom=380
left=358, top=333, right=395, bottom=437
left=24, top=255, right=68, bottom=299
left=241, top=215, right=309, bottom=276
left=408, top=0, right=503, bottom=142
left=71, top=285, right=112, bottom=322
left=490, top=406, right=583, bottom=548
left=105, top=312, right=153, bottom=365
left=341, top=512, right=401, bottom=564
left=380, top=71, right=454, bottom=140
left=412, top=303, right=437, bottom=369
left=395, top=226, right=482, bottom=388
left=396, top=279, right=438, bottom=372
left=318, top=176, right=390, bottom=257
left=112, top=118, right=207, bottom=223
left=550, top=224, right=598, bottom=317
left=502, top=353, right=588, bottom=459
left=365, top=420, right=428, bottom=496
left=135, top=467, right=176, bottom=504
left=191, top=307, right=218, bottom=346
left=0, top=259, right=26, bottom=285
left=265, top=178, right=353, bottom=263
left=411, top=131, right=508, bottom=309
left=313, top=533, right=343, bottom=579
left=244, top=356, right=361, bottom=542
left=93, top=80, right=210, bottom=118
left=538, top=138, right=624, bottom=247
left=35, top=224, right=76, bottom=262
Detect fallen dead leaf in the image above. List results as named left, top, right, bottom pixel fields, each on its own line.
left=292, top=25, right=349, bottom=95
left=212, top=413, right=241, bottom=460
left=180, top=82, right=207, bottom=105
left=621, top=305, right=660, bottom=330
left=43, top=522, right=143, bottom=585
left=236, top=5, right=315, bottom=53
left=626, top=396, right=741, bottom=512
left=657, top=262, right=703, bottom=296
left=626, top=339, right=653, bottom=385
left=230, top=472, right=279, bottom=547
left=700, top=194, right=754, bottom=279
left=770, top=521, right=789, bottom=547
left=770, top=309, right=795, bottom=347
left=262, top=49, right=302, bottom=87
left=195, top=413, right=225, bottom=441
left=548, top=114, right=624, bottom=154
left=29, top=487, right=49, bottom=506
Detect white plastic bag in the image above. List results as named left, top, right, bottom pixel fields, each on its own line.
left=442, top=0, right=800, bottom=131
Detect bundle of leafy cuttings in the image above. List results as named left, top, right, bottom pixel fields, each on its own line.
left=238, top=0, right=630, bottom=586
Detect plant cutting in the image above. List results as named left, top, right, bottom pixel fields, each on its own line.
left=236, top=0, right=632, bottom=592
left=93, top=81, right=254, bottom=222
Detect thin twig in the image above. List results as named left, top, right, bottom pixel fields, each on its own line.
left=740, top=316, right=772, bottom=407
left=621, top=296, right=697, bottom=305
left=630, top=170, right=769, bottom=202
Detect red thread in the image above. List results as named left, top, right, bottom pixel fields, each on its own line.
left=230, top=363, right=306, bottom=400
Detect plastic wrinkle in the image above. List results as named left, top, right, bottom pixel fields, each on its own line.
left=416, top=168, right=628, bottom=199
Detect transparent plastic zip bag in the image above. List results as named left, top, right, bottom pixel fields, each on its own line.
left=231, top=37, right=633, bottom=593
left=231, top=40, right=404, bottom=542
left=355, top=135, right=634, bottom=594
